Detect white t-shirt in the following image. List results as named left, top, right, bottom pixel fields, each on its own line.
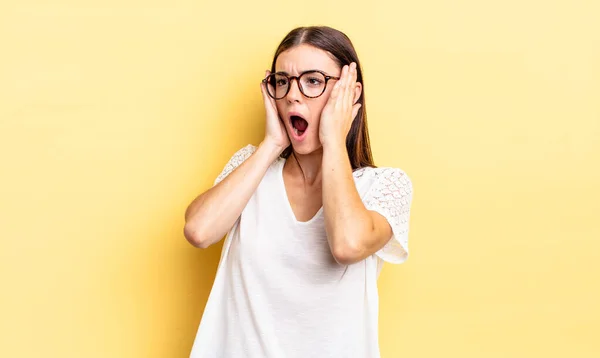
left=190, top=144, right=413, bottom=358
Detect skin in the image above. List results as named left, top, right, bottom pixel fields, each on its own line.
left=184, top=44, right=394, bottom=265
left=267, top=44, right=394, bottom=264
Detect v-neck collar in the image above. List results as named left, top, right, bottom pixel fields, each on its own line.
left=278, top=159, right=323, bottom=225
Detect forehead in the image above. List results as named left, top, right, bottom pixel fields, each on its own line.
left=275, top=44, right=340, bottom=74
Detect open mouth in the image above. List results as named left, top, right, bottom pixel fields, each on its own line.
left=290, top=115, right=308, bottom=137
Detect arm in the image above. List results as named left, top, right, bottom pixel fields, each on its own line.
left=184, top=69, right=290, bottom=249
left=319, top=62, right=392, bottom=264
left=322, top=142, right=393, bottom=265
left=184, top=140, right=282, bottom=248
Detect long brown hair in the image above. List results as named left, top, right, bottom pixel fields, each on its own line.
left=270, top=26, right=375, bottom=170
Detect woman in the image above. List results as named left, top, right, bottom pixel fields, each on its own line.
left=184, top=26, right=413, bottom=358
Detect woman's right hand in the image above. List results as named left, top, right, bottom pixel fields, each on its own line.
left=261, top=70, right=290, bottom=152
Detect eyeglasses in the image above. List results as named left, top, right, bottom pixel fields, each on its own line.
left=262, top=70, right=340, bottom=100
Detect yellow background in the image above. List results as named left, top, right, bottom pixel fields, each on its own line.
left=1, top=1, right=599, bottom=357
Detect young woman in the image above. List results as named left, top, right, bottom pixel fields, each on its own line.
left=185, top=26, right=413, bottom=358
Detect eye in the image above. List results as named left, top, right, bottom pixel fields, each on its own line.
left=275, top=78, right=288, bottom=86
left=308, top=77, right=323, bottom=85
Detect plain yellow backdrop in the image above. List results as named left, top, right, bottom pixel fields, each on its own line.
left=1, top=1, right=599, bottom=357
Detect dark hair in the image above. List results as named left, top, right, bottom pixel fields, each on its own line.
left=270, top=26, right=375, bottom=170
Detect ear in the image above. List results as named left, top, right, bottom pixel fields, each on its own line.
left=353, top=82, right=363, bottom=104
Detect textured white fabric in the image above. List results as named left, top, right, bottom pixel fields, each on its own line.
left=190, top=144, right=413, bottom=358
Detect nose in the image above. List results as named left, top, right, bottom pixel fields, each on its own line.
left=285, top=77, right=302, bottom=103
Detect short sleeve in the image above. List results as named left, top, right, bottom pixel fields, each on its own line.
left=362, top=168, right=414, bottom=264
left=213, top=144, right=257, bottom=186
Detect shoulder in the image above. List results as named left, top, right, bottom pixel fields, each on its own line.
left=223, top=144, right=258, bottom=168
left=232, top=144, right=258, bottom=160
left=353, top=166, right=413, bottom=192
left=213, top=144, right=258, bottom=186
left=353, top=167, right=414, bottom=264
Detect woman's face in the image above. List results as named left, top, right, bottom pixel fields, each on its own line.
left=274, top=44, right=342, bottom=155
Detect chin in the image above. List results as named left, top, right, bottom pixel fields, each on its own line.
left=289, top=136, right=322, bottom=156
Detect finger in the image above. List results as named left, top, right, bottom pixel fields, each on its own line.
left=261, top=84, right=275, bottom=112
left=260, top=79, right=270, bottom=102
left=337, top=65, right=349, bottom=108
left=260, top=70, right=270, bottom=90
left=348, top=62, right=358, bottom=98
left=262, top=72, right=277, bottom=103
left=342, top=64, right=350, bottom=108
left=335, top=65, right=349, bottom=99
left=260, top=79, right=268, bottom=99
left=345, top=64, right=355, bottom=105
left=261, top=75, right=277, bottom=111
left=330, top=74, right=342, bottom=101
left=346, top=63, right=357, bottom=108
left=335, top=65, right=348, bottom=110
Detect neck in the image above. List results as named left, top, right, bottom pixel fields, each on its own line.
left=286, top=147, right=323, bottom=186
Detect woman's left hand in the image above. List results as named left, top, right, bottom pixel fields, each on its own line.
left=319, top=62, right=362, bottom=149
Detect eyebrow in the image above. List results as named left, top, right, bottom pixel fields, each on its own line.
left=275, top=69, right=323, bottom=75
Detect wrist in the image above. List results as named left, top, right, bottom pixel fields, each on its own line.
left=259, top=139, right=286, bottom=159
left=321, top=137, right=346, bottom=153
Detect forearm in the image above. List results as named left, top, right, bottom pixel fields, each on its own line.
left=322, top=142, right=373, bottom=262
left=184, top=141, right=283, bottom=248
